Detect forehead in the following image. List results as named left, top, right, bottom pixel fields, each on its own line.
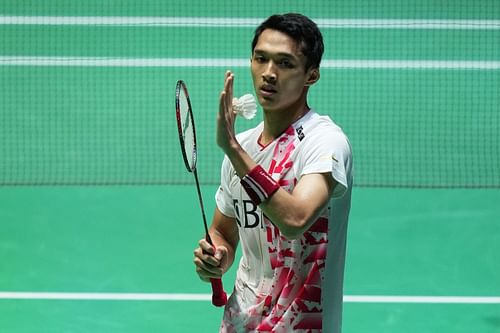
left=253, top=29, right=303, bottom=58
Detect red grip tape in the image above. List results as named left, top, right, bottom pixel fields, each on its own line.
left=210, top=278, right=227, bottom=307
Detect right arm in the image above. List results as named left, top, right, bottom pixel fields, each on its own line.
left=193, top=207, right=239, bottom=282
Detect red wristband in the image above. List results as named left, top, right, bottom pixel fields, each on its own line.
left=241, top=165, right=280, bottom=205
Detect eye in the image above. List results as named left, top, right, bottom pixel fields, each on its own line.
left=253, top=54, right=267, bottom=63
left=279, top=58, right=295, bottom=68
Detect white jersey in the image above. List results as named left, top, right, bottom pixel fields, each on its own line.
left=215, top=110, right=353, bottom=333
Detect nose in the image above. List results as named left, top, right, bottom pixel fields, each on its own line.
left=262, top=62, right=277, bottom=83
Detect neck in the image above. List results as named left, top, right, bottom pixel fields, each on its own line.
left=260, top=95, right=310, bottom=146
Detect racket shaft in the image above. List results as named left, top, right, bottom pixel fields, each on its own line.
left=194, top=171, right=227, bottom=307
left=210, top=278, right=227, bottom=307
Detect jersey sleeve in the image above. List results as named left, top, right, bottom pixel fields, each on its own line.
left=298, top=125, right=353, bottom=198
left=215, top=156, right=237, bottom=218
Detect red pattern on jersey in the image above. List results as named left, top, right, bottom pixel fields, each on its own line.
left=221, top=125, right=329, bottom=333
left=253, top=125, right=328, bottom=332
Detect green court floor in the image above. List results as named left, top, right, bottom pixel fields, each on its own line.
left=0, top=186, right=499, bottom=332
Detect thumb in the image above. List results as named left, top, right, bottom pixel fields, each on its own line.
left=214, top=245, right=227, bottom=261
left=214, top=245, right=229, bottom=271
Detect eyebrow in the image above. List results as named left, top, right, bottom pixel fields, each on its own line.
left=253, top=49, right=299, bottom=60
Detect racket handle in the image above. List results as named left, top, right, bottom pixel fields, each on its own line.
left=210, top=278, right=227, bottom=307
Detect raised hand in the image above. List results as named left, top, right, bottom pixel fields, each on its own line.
left=216, top=71, right=238, bottom=154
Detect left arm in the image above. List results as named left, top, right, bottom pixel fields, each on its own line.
left=259, top=172, right=336, bottom=239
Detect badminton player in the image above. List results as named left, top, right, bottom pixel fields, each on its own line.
left=194, top=13, right=353, bottom=332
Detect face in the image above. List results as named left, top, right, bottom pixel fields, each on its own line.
left=251, top=29, right=319, bottom=113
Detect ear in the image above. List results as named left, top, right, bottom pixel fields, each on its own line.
left=305, top=68, right=320, bottom=86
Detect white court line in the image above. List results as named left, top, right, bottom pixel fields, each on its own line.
left=1, top=292, right=500, bottom=304
left=1, top=57, right=500, bottom=70
left=344, top=295, right=500, bottom=304
left=0, top=292, right=211, bottom=301
left=0, top=16, right=499, bottom=29
left=0, top=57, right=249, bottom=68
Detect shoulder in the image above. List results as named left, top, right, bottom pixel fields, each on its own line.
left=300, top=111, right=351, bottom=150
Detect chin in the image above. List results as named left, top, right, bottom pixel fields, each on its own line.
left=259, top=100, right=280, bottom=112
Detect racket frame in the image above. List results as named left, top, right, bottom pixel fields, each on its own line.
left=175, top=80, right=213, bottom=243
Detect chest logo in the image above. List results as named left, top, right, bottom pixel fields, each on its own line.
left=233, top=199, right=263, bottom=229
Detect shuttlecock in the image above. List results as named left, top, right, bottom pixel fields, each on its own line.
left=233, top=94, right=257, bottom=120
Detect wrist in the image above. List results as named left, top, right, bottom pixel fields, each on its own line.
left=240, top=165, right=280, bottom=205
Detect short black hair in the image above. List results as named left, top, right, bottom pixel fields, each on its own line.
left=251, top=13, right=324, bottom=71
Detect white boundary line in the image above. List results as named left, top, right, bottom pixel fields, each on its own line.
left=1, top=57, right=499, bottom=69
left=1, top=292, right=500, bottom=304
left=344, top=295, right=500, bottom=304
left=0, top=56, right=248, bottom=68
left=0, top=16, right=499, bottom=29
left=0, top=292, right=211, bottom=301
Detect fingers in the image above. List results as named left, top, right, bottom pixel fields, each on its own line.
left=225, top=71, right=234, bottom=105
left=193, top=239, right=228, bottom=282
left=217, top=71, right=238, bottom=152
left=199, top=238, right=215, bottom=254
left=221, top=71, right=234, bottom=114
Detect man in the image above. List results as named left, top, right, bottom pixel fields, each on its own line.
left=194, top=13, right=353, bottom=333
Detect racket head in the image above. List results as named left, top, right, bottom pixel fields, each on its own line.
left=175, top=80, right=197, bottom=172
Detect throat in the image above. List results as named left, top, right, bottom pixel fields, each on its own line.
left=260, top=106, right=310, bottom=145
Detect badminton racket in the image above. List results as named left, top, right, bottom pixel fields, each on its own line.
left=175, top=80, right=227, bottom=307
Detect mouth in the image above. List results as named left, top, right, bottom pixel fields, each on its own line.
left=259, top=84, right=277, bottom=98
